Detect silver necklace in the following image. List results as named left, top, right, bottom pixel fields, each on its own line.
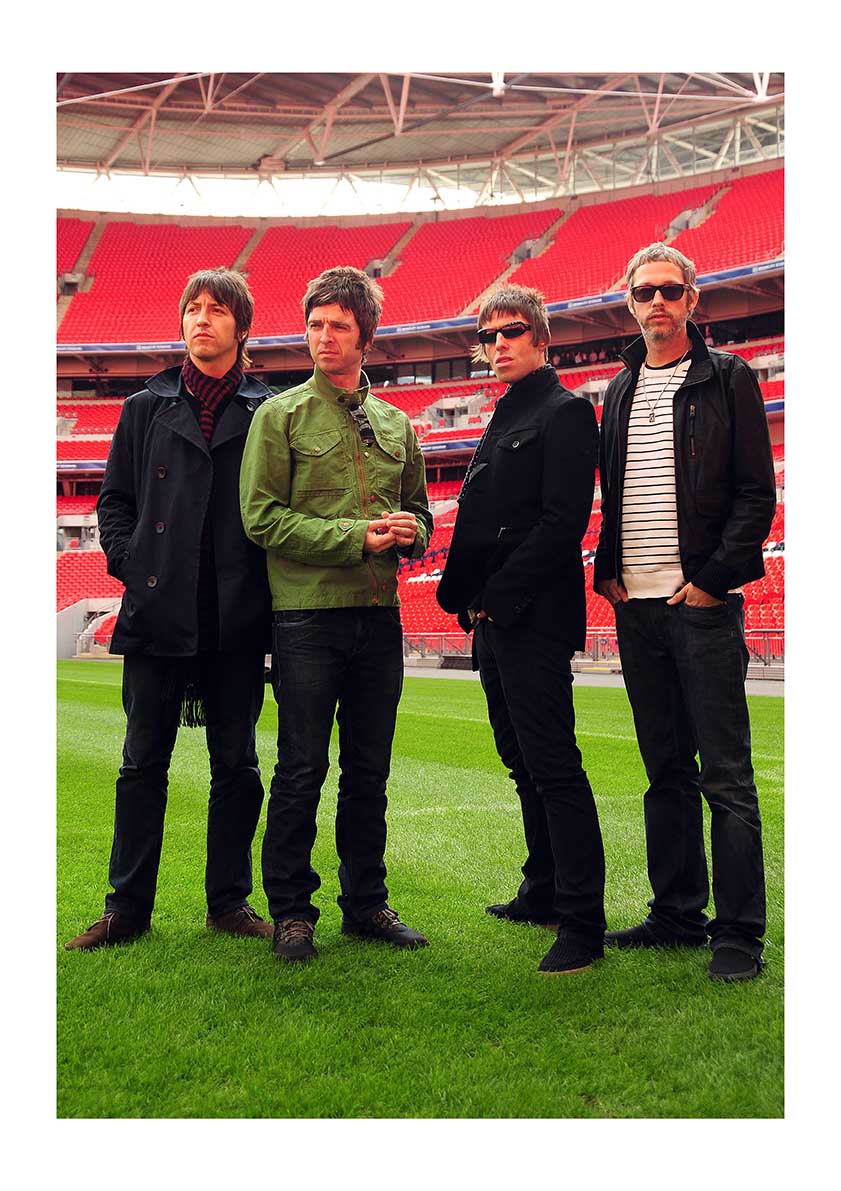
left=640, top=348, right=689, bottom=423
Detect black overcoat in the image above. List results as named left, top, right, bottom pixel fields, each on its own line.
left=97, top=365, right=273, bottom=657
left=436, top=365, right=598, bottom=651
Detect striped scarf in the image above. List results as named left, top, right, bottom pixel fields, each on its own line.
left=181, top=357, right=243, bottom=443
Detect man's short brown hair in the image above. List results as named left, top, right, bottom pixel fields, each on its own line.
left=624, top=242, right=699, bottom=294
left=179, top=267, right=255, bottom=367
left=302, top=266, right=384, bottom=350
left=473, top=284, right=551, bottom=365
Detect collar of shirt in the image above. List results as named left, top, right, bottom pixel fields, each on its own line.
left=312, top=365, right=371, bottom=409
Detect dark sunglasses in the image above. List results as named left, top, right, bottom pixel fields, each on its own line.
left=629, top=283, right=688, bottom=303
left=477, top=321, right=531, bottom=346
left=348, top=404, right=375, bottom=447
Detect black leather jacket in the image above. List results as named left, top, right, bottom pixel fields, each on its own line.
left=593, top=321, right=776, bottom=600
left=437, top=364, right=598, bottom=649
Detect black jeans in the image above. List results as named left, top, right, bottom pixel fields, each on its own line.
left=105, top=651, right=266, bottom=921
left=474, top=619, right=606, bottom=950
left=614, top=595, right=766, bottom=956
left=262, top=607, right=404, bottom=924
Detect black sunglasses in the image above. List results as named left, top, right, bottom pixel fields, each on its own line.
left=629, top=283, right=688, bottom=303
left=477, top=321, right=531, bottom=346
left=348, top=404, right=375, bottom=447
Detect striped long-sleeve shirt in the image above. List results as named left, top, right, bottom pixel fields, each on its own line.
left=620, top=360, right=690, bottom=598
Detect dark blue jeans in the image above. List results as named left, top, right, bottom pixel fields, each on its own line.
left=262, top=607, right=404, bottom=924
left=474, top=619, right=606, bottom=950
left=105, top=651, right=266, bottom=921
left=614, top=595, right=766, bottom=956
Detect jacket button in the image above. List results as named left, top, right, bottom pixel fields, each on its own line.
left=154, top=521, right=166, bottom=534
left=246, top=401, right=256, bottom=411
left=146, top=575, right=158, bottom=588
left=512, top=440, right=520, bottom=448
left=157, top=466, right=167, bottom=478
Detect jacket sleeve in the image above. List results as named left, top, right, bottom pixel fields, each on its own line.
left=481, top=397, right=597, bottom=626
left=96, top=399, right=139, bottom=581
left=397, top=421, right=433, bottom=560
left=691, top=357, right=776, bottom=598
left=239, top=399, right=369, bottom=566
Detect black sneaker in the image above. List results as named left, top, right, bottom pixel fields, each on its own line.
left=342, top=906, right=429, bottom=949
left=605, top=921, right=707, bottom=949
left=64, top=911, right=151, bottom=951
left=486, top=898, right=559, bottom=929
left=708, top=947, right=764, bottom=982
left=273, top=918, right=317, bottom=963
left=538, top=934, right=603, bottom=975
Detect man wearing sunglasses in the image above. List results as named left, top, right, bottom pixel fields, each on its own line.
left=436, top=285, right=606, bottom=975
left=594, top=242, right=776, bottom=982
left=240, top=266, right=432, bottom=963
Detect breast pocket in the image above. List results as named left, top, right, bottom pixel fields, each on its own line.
left=290, top=429, right=350, bottom=490
left=372, top=435, right=406, bottom=502
left=290, top=429, right=352, bottom=515
left=495, top=427, right=540, bottom=472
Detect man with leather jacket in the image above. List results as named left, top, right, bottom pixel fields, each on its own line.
left=436, top=284, right=606, bottom=976
left=594, top=242, right=776, bottom=981
left=65, top=267, right=274, bottom=951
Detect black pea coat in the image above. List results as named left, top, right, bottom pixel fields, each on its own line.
left=436, top=365, right=598, bottom=651
left=97, top=365, right=273, bottom=657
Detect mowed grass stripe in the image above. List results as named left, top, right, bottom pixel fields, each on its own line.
left=57, top=659, right=783, bottom=1118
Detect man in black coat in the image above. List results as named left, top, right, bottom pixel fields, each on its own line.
left=66, top=267, right=274, bottom=950
left=436, top=285, right=606, bottom=975
left=594, top=243, right=776, bottom=982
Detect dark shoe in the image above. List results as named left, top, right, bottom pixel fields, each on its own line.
left=206, top=902, right=273, bottom=938
left=605, top=921, right=707, bottom=949
left=538, top=934, right=603, bottom=975
left=342, top=906, right=429, bottom=949
left=486, top=898, right=559, bottom=929
left=273, top=918, right=317, bottom=963
left=64, top=911, right=150, bottom=951
left=708, top=947, right=764, bottom=982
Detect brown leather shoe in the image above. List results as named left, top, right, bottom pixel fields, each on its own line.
left=64, top=911, right=150, bottom=951
left=206, top=902, right=273, bottom=938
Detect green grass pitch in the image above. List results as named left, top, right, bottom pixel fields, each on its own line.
left=57, top=659, right=783, bottom=1118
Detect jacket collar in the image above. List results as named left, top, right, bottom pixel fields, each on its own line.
left=145, top=363, right=272, bottom=402
left=311, top=365, right=371, bottom=408
left=620, top=319, right=710, bottom=376
left=500, top=362, right=557, bottom=403
left=146, top=365, right=270, bottom=453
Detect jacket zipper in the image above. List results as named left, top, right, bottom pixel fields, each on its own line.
left=350, top=414, right=380, bottom=605
left=689, top=402, right=697, bottom=458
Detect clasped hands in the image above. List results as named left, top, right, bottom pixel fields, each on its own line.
left=363, top=510, right=418, bottom=554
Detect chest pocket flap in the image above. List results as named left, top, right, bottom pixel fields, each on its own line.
left=496, top=427, right=539, bottom=452
left=290, top=428, right=343, bottom=458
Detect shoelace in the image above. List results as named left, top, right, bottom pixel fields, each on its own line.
left=87, top=912, right=116, bottom=936
left=277, top=919, right=313, bottom=943
left=372, top=908, right=403, bottom=928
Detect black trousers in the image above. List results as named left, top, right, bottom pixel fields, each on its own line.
left=614, top=596, right=766, bottom=956
left=474, top=619, right=606, bottom=948
left=262, top=607, right=404, bottom=924
left=105, top=651, right=266, bottom=921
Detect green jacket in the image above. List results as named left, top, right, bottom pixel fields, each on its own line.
left=240, top=367, right=432, bottom=609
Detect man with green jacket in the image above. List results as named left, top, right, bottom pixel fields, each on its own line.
left=240, top=266, right=432, bottom=963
